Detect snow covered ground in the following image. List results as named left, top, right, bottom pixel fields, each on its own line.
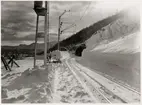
left=1, top=55, right=94, bottom=103
left=1, top=50, right=140, bottom=103
left=71, top=58, right=140, bottom=103
left=1, top=58, right=53, bottom=103
left=63, top=51, right=140, bottom=103
left=52, top=63, right=93, bottom=103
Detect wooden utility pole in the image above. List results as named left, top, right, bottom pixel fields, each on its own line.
left=47, top=2, right=50, bottom=54
left=58, top=10, right=70, bottom=51
left=57, top=16, right=61, bottom=51
left=44, top=1, right=48, bottom=66
left=34, top=15, right=39, bottom=68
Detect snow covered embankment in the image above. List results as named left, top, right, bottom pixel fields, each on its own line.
left=1, top=59, right=54, bottom=103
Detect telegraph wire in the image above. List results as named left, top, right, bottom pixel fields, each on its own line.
left=67, top=1, right=92, bottom=30
left=79, top=1, right=92, bottom=20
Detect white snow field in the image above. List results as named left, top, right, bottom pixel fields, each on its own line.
left=1, top=58, right=54, bottom=103
left=1, top=56, right=93, bottom=103
left=79, top=7, right=140, bottom=91
left=91, top=32, right=140, bottom=53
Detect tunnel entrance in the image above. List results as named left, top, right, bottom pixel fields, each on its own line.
left=75, top=44, right=86, bottom=57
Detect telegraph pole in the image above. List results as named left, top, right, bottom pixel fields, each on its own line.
left=44, top=1, right=49, bottom=67
left=47, top=2, right=50, bottom=53
left=34, top=15, right=39, bottom=68
left=57, top=15, right=61, bottom=51
left=58, top=10, right=70, bottom=51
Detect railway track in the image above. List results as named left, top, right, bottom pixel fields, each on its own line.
left=75, top=60, right=140, bottom=95
left=71, top=59, right=140, bottom=102
left=64, top=58, right=140, bottom=103
left=52, top=63, right=95, bottom=103
left=65, top=59, right=122, bottom=103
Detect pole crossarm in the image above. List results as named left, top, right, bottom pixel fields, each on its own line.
left=59, top=10, right=66, bottom=18
left=59, top=10, right=70, bottom=18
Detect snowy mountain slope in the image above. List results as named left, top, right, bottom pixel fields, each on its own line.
left=83, top=7, right=140, bottom=54
left=78, top=7, right=140, bottom=90
left=91, top=32, right=140, bottom=53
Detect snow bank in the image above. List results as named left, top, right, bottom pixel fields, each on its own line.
left=1, top=58, right=54, bottom=103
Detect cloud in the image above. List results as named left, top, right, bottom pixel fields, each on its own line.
left=1, top=1, right=93, bottom=44
left=1, top=1, right=36, bottom=41
left=2, top=1, right=136, bottom=46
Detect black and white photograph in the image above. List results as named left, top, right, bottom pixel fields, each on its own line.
left=1, top=0, right=141, bottom=103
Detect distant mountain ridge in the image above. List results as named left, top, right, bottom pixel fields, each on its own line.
left=2, top=41, right=56, bottom=49
left=1, top=41, right=56, bottom=56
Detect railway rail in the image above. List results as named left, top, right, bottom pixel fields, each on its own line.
left=64, top=58, right=140, bottom=103
left=74, top=60, right=140, bottom=95
left=65, top=60, right=119, bottom=103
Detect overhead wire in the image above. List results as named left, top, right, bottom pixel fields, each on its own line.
left=48, top=2, right=92, bottom=36
left=67, top=1, right=92, bottom=31
left=61, top=1, right=92, bottom=35
left=60, top=2, right=91, bottom=28
left=79, top=1, right=92, bottom=20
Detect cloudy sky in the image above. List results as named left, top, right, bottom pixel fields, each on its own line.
left=1, top=0, right=139, bottom=46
